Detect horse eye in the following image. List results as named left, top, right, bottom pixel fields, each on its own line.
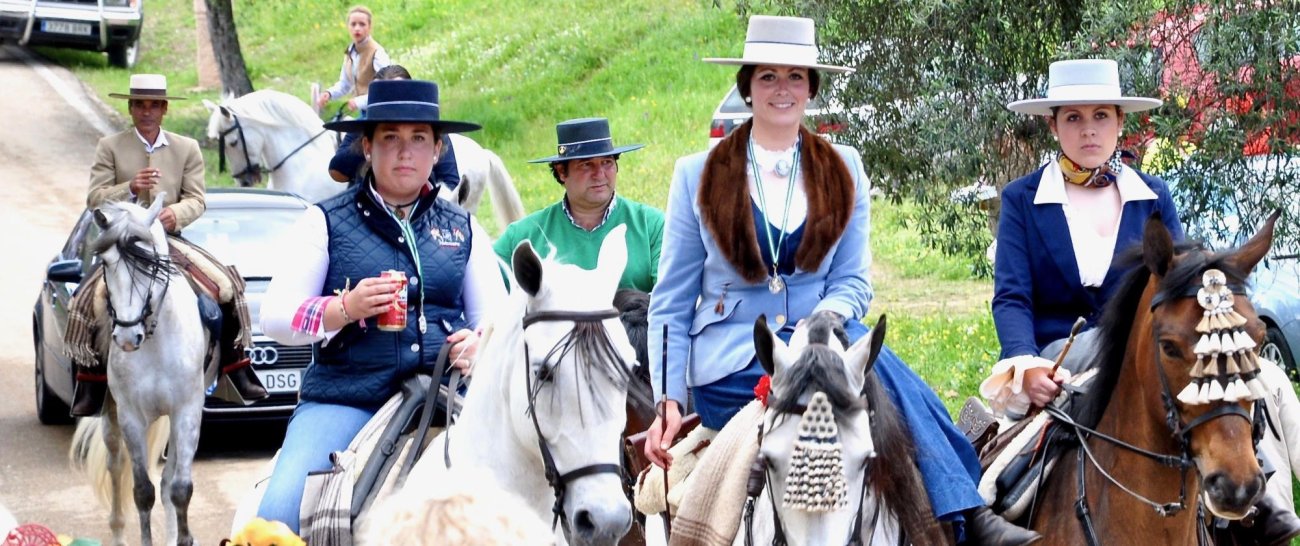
left=536, top=364, right=554, bottom=383
left=1159, top=340, right=1184, bottom=360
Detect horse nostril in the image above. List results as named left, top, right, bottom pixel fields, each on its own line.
left=134, top=333, right=144, bottom=346
left=573, top=509, right=596, bottom=537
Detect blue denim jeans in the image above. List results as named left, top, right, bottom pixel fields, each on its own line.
left=257, top=401, right=379, bottom=533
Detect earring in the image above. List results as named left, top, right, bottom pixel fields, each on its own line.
left=744, top=96, right=752, bottom=105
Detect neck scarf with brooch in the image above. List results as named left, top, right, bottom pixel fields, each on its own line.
left=1058, top=150, right=1129, bottom=188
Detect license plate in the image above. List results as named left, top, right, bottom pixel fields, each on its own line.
left=255, top=369, right=302, bottom=394
left=43, top=20, right=93, bottom=36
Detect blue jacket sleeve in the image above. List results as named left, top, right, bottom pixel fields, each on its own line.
left=648, top=157, right=706, bottom=407
left=992, top=182, right=1040, bottom=360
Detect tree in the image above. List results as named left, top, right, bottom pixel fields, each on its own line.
left=204, top=0, right=253, bottom=97
left=776, top=0, right=1299, bottom=275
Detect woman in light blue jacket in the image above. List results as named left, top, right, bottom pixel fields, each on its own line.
left=642, top=15, right=1039, bottom=545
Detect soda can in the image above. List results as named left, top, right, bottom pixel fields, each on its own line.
left=378, top=270, right=408, bottom=332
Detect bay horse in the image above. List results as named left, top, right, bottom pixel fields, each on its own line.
left=1025, top=214, right=1279, bottom=544
left=202, top=90, right=527, bottom=229
left=735, top=313, right=949, bottom=546
left=68, top=195, right=208, bottom=546
left=391, top=224, right=640, bottom=545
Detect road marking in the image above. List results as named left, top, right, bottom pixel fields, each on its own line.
left=12, top=47, right=116, bottom=137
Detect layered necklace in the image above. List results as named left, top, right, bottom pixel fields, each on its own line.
left=748, top=135, right=801, bottom=294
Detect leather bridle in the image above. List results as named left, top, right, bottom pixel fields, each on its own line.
left=520, top=308, right=628, bottom=539
left=743, top=398, right=879, bottom=546
left=1042, top=282, right=1258, bottom=546
left=103, top=244, right=172, bottom=342
left=217, top=112, right=328, bottom=184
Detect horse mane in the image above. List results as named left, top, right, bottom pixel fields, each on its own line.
left=91, top=202, right=175, bottom=284
left=1068, top=240, right=1247, bottom=429
left=225, top=90, right=325, bottom=132
left=613, top=289, right=654, bottom=420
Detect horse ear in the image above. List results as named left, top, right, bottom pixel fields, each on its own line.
left=93, top=209, right=109, bottom=230
left=596, top=224, right=628, bottom=293
left=512, top=240, right=543, bottom=297
left=144, top=192, right=167, bottom=226
left=1227, top=209, right=1280, bottom=275
left=202, top=98, right=218, bottom=113
left=1142, top=213, right=1175, bottom=277
left=847, top=315, right=887, bottom=393
left=218, top=105, right=233, bottom=119
left=754, top=315, right=777, bottom=377
left=456, top=176, right=471, bottom=208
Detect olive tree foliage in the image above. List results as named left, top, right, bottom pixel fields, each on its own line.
left=770, top=0, right=1299, bottom=275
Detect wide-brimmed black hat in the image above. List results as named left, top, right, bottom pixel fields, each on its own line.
left=528, top=117, right=645, bottom=163
left=323, top=80, right=481, bottom=134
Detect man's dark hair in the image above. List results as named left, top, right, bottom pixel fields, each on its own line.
left=736, top=65, right=822, bottom=103
left=375, top=64, right=411, bottom=81
left=548, top=154, right=620, bottom=185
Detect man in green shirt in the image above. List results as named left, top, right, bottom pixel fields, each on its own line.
left=494, top=118, right=664, bottom=292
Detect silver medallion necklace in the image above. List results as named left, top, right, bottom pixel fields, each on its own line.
left=749, top=136, right=800, bottom=294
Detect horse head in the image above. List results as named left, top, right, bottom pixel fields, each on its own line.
left=507, top=224, right=637, bottom=545
left=205, top=98, right=266, bottom=187
left=750, top=313, right=887, bottom=546
left=91, top=194, right=173, bottom=352
left=1139, top=212, right=1279, bottom=519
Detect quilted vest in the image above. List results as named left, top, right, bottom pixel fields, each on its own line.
left=301, top=184, right=471, bottom=407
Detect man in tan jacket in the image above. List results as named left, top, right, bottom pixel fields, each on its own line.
left=71, top=74, right=266, bottom=416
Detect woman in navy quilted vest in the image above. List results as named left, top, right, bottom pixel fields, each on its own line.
left=257, top=79, right=505, bottom=533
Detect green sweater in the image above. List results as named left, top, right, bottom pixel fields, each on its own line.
left=494, top=196, right=664, bottom=292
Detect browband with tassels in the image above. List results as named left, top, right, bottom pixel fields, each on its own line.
left=1174, top=269, right=1269, bottom=405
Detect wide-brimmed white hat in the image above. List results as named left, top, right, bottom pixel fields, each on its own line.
left=109, top=74, right=187, bottom=101
left=1007, top=59, right=1161, bottom=116
left=704, top=15, right=853, bottom=74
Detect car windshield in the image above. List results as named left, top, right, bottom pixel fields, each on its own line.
left=184, top=206, right=301, bottom=279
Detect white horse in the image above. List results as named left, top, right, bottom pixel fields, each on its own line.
left=397, top=224, right=638, bottom=545
left=68, top=195, right=208, bottom=546
left=725, top=314, right=948, bottom=546
left=202, top=90, right=527, bottom=225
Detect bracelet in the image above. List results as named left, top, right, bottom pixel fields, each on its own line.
left=338, top=292, right=355, bottom=323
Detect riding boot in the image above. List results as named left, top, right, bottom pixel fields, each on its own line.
left=1229, top=493, right=1300, bottom=546
left=217, top=300, right=267, bottom=404
left=71, top=369, right=108, bottom=417
left=964, top=506, right=1042, bottom=546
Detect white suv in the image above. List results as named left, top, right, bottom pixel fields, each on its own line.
left=0, top=0, right=143, bottom=67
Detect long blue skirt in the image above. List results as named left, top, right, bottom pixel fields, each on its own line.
left=692, top=321, right=984, bottom=527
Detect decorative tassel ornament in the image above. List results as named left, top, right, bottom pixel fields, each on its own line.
left=782, top=391, right=848, bottom=512
left=1177, top=382, right=1202, bottom=405
left=1208, top=379, right=1226, bottom=401
left=1197, top=382, right=1213, bottom=405
left=1247, top=378, right=1270, bottom=400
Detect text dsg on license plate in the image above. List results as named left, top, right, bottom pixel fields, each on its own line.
left=255, top=369, right=301, bottom=394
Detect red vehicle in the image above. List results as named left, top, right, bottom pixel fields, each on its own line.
left=1138, top=5, right=1300, bottom=155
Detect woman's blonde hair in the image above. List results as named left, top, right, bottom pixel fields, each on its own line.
left=347, top=5, right=373, bottom=23
left=357, top=469, right=554, bottom=545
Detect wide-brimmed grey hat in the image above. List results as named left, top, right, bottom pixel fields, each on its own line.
left=1007, top=59, right=1162, bottom=116
left=703, top=15, right=853, bottom=74
left=109, top=74, right=187, bottom=101
left=323, top=80, right=481, bottom=134
left=528, top=117, right=645, bottom=163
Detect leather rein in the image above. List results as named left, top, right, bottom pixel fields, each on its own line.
left=1042, top=282, right=1259, bottom=546
left=520, top=308, right=627, bottom=539
left=217, top=113, right=328, bottom=183
left=743, top=398, right=879, bottom=546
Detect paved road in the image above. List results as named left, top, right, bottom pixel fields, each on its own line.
left=0, top=45, right=281, bottom=544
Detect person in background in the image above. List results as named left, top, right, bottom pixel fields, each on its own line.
left=327, top=64, right=461, bottom=191
left=643, top=15, right=1039, bottom=545
left=315, top=5, right=390, bottom=113
left=257, top=80, right=503, bottom=532
left=493, top=117, right=663, bottom=292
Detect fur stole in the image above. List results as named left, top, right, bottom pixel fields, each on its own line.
left=699, top=121, right=855, bottom=283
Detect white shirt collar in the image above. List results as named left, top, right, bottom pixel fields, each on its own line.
left=134, top=129, right=169, bottom=154
left=1033, top=160, right=1158, bottom=206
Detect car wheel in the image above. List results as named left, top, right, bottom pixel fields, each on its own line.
left=1260, top=326, right=1298, bottom=383
left=108, top=41, right=138, bottom=68
left=34, top=317, right=73, bottom=425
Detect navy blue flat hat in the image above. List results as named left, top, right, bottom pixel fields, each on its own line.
left=323, top=80, right=481, bottom=134
left=528, top=117, right=645, bottom=163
